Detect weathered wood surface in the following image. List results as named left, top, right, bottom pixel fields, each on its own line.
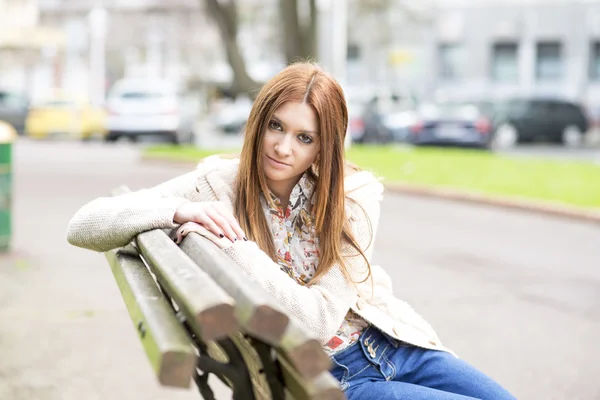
left=279, top=319, right=332, bottom=380
left=180, top=233, right=290, bottom=344
left=280, top=356, right=345, bottom=400
left=205, top=333, right=344, bottom=400
left=107, top=185, right=345, bottom=399
left=112, top=185, right=238, bottom=342
left=136, top=230, right=238, bottom=341
left=105, top=249, right=197, bottom=388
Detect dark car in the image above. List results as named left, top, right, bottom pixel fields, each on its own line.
left=408, top=102, right=492, bottom=148
left=488, top=98, right=589, bottom=149
left=0, top=89, right=29, bottom=135
left=360, top=91, right=418, bottom=144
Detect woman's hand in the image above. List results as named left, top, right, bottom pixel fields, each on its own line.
left=173, top=201, right=246, bottom=243
left=175, top=221, right=235, bottom=249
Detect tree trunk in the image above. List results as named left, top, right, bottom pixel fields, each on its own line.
left=280, top=0, right=318, bottom=64
left=304, top=0, right=317, bottom=60
left=280, top=0, right=302, bottom=64
left=204, top=0, right=259, bottom=97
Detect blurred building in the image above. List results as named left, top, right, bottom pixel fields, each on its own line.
left=345, top=0, right=434, bottom=94
left=9, top=0, right=600, bottom=119
left=429, top=0, right=600, bottom=107
left=345, top=0, right=600, bottom=114
left=37, top=0, right=211, bottom=101
left=24, top=0, right=283, bottom=105
left=0, top=0, right=64, bottom=96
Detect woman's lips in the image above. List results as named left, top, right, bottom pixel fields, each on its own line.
left=266, top=156, right=290, bottom=168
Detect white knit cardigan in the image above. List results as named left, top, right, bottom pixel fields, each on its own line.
left=67, top=156, right=454, bottom=356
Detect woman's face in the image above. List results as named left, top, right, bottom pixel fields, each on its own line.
left=261, top=101, right=320, bottom=199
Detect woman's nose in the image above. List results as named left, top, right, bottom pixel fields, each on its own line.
left=274, top=134, right=292, bottom=156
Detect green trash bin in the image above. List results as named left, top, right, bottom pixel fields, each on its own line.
left=0, top=121, right=16, bottom=253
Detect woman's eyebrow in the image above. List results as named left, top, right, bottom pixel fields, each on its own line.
left=272, top=114, right=319, bottom=135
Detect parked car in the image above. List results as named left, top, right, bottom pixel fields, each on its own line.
left=25, top=91, right=105, bottom=140
left=488, top=98, right=589, bottom=149
left=347, top=100, right=366, bottom=143
left=105, top=79, right=196, bottom=144
left=408, top=102, right=492, bottom=148
left=360, top=89, right=418, bottom=144
left=0, top=89, right=29, bottom=135
left=209, top=97, right=253, bottom=135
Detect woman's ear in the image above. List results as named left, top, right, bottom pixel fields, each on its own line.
left=311, top=156, right=320, bottom=174
left=313, top=153, right=321, bottom=166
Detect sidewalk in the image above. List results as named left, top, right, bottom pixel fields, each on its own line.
left=0, top=140, right=230, bottom=400
left=2, top=139, right=599, bottom=400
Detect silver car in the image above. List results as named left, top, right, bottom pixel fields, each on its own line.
left=105, top=79, right=196, bottom=144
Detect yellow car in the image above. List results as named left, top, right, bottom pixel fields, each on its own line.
left=25, top=92, right=106, bottom=140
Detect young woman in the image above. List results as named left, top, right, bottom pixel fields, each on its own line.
left=67, top=62, right=516, bottom=400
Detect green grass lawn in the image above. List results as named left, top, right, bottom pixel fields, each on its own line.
left=143, top=144, right=600, bottom=209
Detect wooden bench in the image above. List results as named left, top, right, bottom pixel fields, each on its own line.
left=104, top=186, right=345, bottom=399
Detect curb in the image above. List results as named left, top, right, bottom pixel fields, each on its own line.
left=141, top=156, right=600, bottom=227
left=386, top=183, right=600, bottom=226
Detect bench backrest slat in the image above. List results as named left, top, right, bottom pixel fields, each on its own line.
left=180, top=234, right=290, bottom=345
left=105, top=249, right=197, bottom=388
left=279, top=319, right=332, bottom=380
left=108, top=185, right=345, bottom=399
left=111, top=185, right=237, bottom=341
left=279, top=356, right=345, bottom=400
left=137, top=229, right=237, bottom=341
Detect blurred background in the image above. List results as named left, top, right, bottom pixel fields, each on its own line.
left=1, top=0, right=600, bottom=150
left=1, top=1, right=600, bottom=400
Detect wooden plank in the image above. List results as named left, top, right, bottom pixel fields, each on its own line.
left=136, top=230, right=237, bottom=342
left=111, top=184, right=237, bottom=341
left=180, top=234, right=290, bottom=345
left=105, top=249, right=196, bottom=388
left=108, top=185, right=337, bottom=396
left=279, top=319, right=332, bottom=380
left=279, top=356, right=345, bottom=400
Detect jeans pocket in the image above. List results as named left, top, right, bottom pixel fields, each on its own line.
left=330, top=340, right=371, bottom=391
left=330, top=357, right=351, bottom=391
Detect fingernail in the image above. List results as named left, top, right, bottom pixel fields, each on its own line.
left=233, top=237, right=238, bottom=242
left=219, top=233, right=224, bottom=238
left=243, top=237, right=248, bottom=241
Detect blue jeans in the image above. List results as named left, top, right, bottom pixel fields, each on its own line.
left=329, top=326, right=516, bottom=400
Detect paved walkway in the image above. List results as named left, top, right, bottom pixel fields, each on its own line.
left=1, top=139, right=598, bottom=400
left=0, top=140, right=230, bottom=400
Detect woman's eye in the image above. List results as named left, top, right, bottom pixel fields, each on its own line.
left=298, top=134, right=313, bottom=144
left=269, top=120, right=282, bottom=131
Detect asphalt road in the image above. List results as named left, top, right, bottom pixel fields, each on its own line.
left=0, top=139, right=598, bottom=400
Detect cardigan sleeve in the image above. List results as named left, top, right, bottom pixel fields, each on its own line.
left=66, top=170, right=205, bottom=252
left=222, top=179, right=384, bottom=344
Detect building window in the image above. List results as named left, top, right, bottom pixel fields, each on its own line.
left=491, top=42, right=518, bottom=83
left=536, top=41, right=563, bottom=81
left=438, top=43, right=464, bottom=81
left=347, top=43, right=360, bottom=61
left=590, top=41, right=600, bottom=81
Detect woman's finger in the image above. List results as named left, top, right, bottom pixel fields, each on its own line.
left=190, top=209, right=227, bottom=241
left=175, top=221, right=197, bottom=244
left=204, top=208, right=238, bottom=242
left=214, top=203, right=247, bottom=240
left=175, top=221, right=232, bottom=249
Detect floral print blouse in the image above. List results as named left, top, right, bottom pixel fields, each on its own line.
left=260, top=173, right=369, bottom=356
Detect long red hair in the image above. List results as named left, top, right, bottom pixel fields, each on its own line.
left=234, top=62, right=371, bottom=284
